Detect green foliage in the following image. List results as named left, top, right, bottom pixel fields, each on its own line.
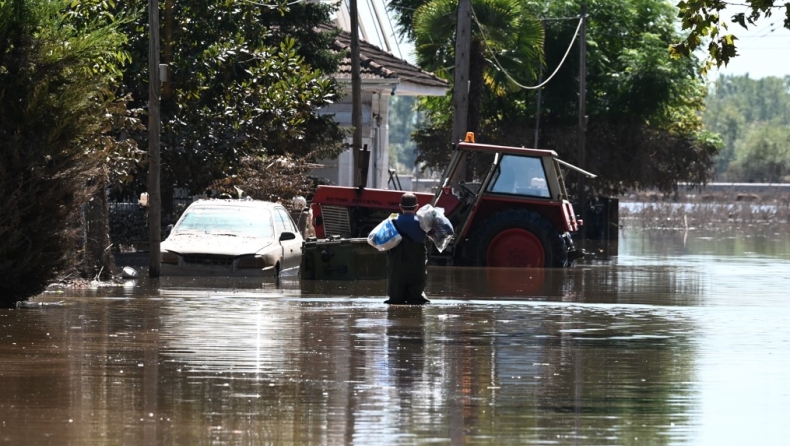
left=388, top=96, right=420, bottom=172
left=413, top=95, right=453, bottom=170
left=116, top=0, right=346, bottom=199
left=412, top=0, right=543, bottom=129
left=703, top=75, right=790, bottom=181
left=388, top=0, right=424, bottom=41
left=673, top=0, right=790, bottom=72
left=395, top=0, right=718, bottom=196
left=727, top=125, right=790, bottom=182
left=538, top=0, right=718, bottom=195
left=0, top=0, right=129, bottom=305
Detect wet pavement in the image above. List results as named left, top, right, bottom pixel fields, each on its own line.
left=2, top=228, right=790, bottom=445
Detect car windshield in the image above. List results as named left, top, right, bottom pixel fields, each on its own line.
left=174, top=207, right=275, bottom=238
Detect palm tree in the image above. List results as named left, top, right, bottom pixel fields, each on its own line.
left=412, top=0, right=544, bottom=135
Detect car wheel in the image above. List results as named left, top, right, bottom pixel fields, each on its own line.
left=467, top=209, right=568, bottom=268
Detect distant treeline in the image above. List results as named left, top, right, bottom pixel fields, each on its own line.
left=704, top=75, right=790, bottom=183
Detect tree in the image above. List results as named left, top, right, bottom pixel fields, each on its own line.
left=727, top=125, right=790, bottom=182
left=388, top=96, right=420, bottom=172
left=703, top=75, right=790, bottom=180
left=673, top=0, right=790, bottom=71
left=412, top=0, right=543, bottom=142
left=396, top=0, right=719, bottom=197
left=535, top=0, right=719, bottom=196
left=115, top=0, right=347, bottom=211
left=0, top=0, right=131, bottom=306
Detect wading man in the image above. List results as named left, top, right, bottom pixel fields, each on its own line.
left=385, top=192, right=430, bottom=305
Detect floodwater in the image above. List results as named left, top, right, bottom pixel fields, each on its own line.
left=3, top=228, right=790, bottom=445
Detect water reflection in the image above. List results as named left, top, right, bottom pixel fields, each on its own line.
left=2, top=229, right=790, bottom=444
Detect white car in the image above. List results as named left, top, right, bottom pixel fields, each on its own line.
left=160, top=199, right=303, bottom=277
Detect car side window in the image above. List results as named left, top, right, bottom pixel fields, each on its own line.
left=277, top=209, right=296, bottom=233
left=273, top=209, right=286, bottom=234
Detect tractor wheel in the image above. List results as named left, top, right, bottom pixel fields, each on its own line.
left=467, top=209, right=568, bottom=268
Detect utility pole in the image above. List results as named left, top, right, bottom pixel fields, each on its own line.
left=452, top=0, right=471, bottom=145
left=533, top=64, right=543, bottom=149
left=350, top=0, right=364, bottom=187
left=148, top=0, right=161, bottom=278
left=162, top=0, right=174, bottom=102
left=451, top=0, right=471, bottom=183
left=577, top=3, right=587, bottom=245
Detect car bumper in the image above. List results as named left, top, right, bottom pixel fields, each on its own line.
left=160, top=263, right=275, bottom=277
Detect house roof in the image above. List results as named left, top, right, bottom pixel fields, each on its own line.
left=328, top=27, right=449, bottom=97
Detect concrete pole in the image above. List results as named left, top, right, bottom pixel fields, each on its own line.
left=577, top=3, right=587, bottom=245
left=451, top=0, right=471, bottom=183
left=148, top=0, right=161, bottom=277
left=452, top=0, right=471, bottom=146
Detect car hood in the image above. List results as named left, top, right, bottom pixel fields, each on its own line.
left=161, top=233, right=274, bottom=256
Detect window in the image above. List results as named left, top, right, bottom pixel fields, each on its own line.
left=275, top=208, right=296, bottom=233
left=488, top=155, right=550, bottom=198
left=176, top=207, right=275, bottom=238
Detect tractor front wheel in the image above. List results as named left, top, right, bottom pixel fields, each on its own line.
left=467, top=209, right=568, bottom=268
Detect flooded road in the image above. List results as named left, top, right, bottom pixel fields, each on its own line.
left=2, top=228, right=790, bottom=445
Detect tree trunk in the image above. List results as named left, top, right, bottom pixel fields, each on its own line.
left=81, top=168, right=117, bottom=280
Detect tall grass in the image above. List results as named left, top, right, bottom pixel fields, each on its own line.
left=620, top=190, right=790, bottom=231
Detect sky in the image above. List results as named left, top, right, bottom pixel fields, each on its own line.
left=707, top=5, right=790, bottom=80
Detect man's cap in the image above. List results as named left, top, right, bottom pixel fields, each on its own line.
left=400, top=192, right=419, bottom=209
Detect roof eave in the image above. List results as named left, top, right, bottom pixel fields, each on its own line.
left=335, top=79, right=448, bottom=97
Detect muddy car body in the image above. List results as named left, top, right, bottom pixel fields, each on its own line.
left=160, top=199, right=302, bottom=277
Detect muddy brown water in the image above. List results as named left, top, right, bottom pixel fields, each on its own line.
left=2, top=228, right=790, bottom=445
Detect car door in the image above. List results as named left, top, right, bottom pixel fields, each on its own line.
left=275, top=207, right=302, bottom=272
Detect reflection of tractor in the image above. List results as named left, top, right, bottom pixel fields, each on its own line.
left=305, top=134, right=595, bottom=273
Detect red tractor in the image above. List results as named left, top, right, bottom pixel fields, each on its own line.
left=306, top=135, right=595, bottom=270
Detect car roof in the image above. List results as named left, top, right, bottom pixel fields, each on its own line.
left=185, top=199, right=284, bottom=210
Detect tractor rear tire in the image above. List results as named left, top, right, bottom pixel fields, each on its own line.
left=467, top=209, right=568, bottom=268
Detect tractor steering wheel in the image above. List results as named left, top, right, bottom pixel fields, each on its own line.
left=458, top=181, right=476, bottom=201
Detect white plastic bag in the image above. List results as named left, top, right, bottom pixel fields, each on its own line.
left=416, top=204, right=437, bottom=233
left=367, top=216, right=402, bottom=251
left=416, top=204, right=454, bottom=253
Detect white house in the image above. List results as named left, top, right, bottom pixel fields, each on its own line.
left=312, top=28, right=448, bottom=189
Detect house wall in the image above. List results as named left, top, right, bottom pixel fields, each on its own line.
left=315, top=90, right=391, bottom=189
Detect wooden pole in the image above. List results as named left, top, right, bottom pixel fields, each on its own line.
left=350, top=0, right=363, bottom=186
left=148, top=0, right=161, bottom=277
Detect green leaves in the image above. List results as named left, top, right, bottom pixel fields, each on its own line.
left=1, top=0, right=133, bottom=302
left=114, top=0, right=343, bottom=195
left=672, top=0, right=789, bottom=71
left=703, top=74, right=790, bottom=181
left=412, top=0, right=543, bottom=93
left=402, top=0, right=719, bottom=195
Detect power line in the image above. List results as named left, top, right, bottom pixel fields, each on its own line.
left=243, top=0, right=308, bottom=9
left=471, top=8, right=584, bottom=90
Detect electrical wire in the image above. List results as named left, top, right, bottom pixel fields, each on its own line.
left=243, top=0, right=308, bottom=9
left=381, top=0, right=405, bottom=59
left=471, top=8, right=584, bottom=90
